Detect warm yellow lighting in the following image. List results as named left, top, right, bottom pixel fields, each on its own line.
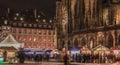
left=36, top=19, right=39, bottom=22
left=34, top=38, right=36, bottom=42
left=16, top=13, right=19, bottom=16
left=50, top=20, right=52, bottom=23
left=20, top=17, right=24, bottom=21
left=38, top=15, right=40, bottom=18
left=4, top=20, right=8, bottom=24
left=14, top=17, right=17, bottom=20
left=43, top=19, right=46, bottom=22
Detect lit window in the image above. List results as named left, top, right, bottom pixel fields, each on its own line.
left=4, top=20, right=8, bottom=24
left=38, top=15, right=40, bottom=18
left=13, top=28, right=16, bottom=33
left=48, top=31, right=51, bottom=35
left=3, top=26, right=6, bottom=30
left=13, top=23, right=17, bottom=26
left=39, top=25, right=42, bottom=27
left=20, top=17, right=24, bottom=21
left=14, top=17, right=17, bottom=20
left=49, top=20, right=52, bottom=23
left=0, top=27, right=1, bottom=30
left=16, top=13, right=19, bottom=16
left=7, top=27, right=10, bottom=30
left=34, top=24, right=37, bottom=27
left=38, top=31, right=42, bottom=35
left=43, top=19, right=46, bottom=22
left=43, top=25, right=47, bottom=28
left=36, top=19, right=39, bottom=22
left=29, top=24, right=32, bottom=27
left=19, top=29, right=22, bottom=33
left=43, top=30, right=46, bottom=35
left=48, top=25, right=51, bottom=28
left=18, top=23, right=22, bottom=26
left=24, top=24, right=27, bottom=27
left=23, top=29, right=27, bottom=34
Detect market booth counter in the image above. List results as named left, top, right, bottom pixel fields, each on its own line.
left=0, top=46, right=18, bottom=62
left=0, top=49, right=4, bottom=62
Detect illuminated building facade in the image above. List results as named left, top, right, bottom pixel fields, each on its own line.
left=0, top=9, right=57, bottom=50
left=57, top=0, right=120, bottom=49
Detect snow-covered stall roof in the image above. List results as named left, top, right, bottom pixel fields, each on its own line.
left=0, top=34, right=24, bottom=49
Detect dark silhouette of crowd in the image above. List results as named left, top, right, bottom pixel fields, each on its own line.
left=17, top=50, right=25, bottom=63
left=70, top=53, right=118, bottom=63
left=34, top=54, right=42, bottom=65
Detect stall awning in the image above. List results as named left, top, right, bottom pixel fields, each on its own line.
left=69, top=46, right=80, bottom=51
left=0, top=46, right=17, bottom=51
left=92, top=45, right=109, bottom=51
left=92, top=45, right=110, bottom=54
left=0, top=34, right=24, bottom=49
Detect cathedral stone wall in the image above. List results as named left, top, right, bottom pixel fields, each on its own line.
left=71, top=29, right=120, bottom=49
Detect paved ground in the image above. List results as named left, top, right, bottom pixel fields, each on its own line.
left=1, top=62, right=109, bottom=65
left=1, top=61, right=119, bottom=65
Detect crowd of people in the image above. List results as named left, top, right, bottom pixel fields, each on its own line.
left=62, top=52, right=120, bottom=65
left=69, top=53, right=117, bottom=63
left=2, top=49, right=120, bottom=65
left=25, top=53, right=51, bottom=61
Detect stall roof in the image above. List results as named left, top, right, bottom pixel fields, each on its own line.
left=92, top=44, right=109, bottom=51
left=0, top=34, right=24, bottom=49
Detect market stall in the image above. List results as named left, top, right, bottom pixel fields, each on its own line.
left=110, top=47, right=120, bottom=61
left=92, top=45, right=110, bottom=54
left=68, top=46, right=80, bottom=62
left=69, top=46, right=80, bottom=55
left=110, top=47, right=120, bottom=55
left=0, top=46, right=17, bottom=62
left=92, top=45, right=110, bottom=63
left=0, top=49, right=4, bottom=62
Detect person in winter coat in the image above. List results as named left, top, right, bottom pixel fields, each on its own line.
left=63, top=53, right=69, bottom=65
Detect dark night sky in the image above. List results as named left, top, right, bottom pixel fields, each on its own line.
left=0, top=0, right=56, bottom=18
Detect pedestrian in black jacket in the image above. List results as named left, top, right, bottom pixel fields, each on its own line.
left=63, top=53, right=69, bottom=65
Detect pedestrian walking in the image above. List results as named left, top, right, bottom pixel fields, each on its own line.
left=63, top=53, right=69, bottom=65
left=34, top=54, right=42, bottom=65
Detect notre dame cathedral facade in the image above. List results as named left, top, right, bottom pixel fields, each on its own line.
left=56, top=0, right=120, bottom=49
